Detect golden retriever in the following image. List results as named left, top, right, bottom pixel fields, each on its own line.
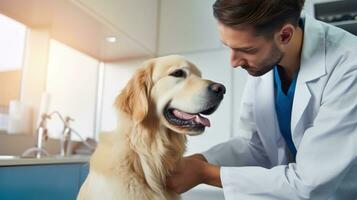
left=77, top=55, right=225, bottom=200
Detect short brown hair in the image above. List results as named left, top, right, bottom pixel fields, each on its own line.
left=213, top=0, right=305, bottom=37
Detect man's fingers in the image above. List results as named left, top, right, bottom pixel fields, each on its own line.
left=186, top=154, right=207, bottom=162
left=166, top=156, right=206, bottom=194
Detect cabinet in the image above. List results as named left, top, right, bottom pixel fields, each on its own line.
left=314, top=0, right=357, bottom=36
left=0, top=163, right=89, bottom=200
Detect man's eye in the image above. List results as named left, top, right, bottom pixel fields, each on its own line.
left=170, top=69, right=186, bottom=78
left=233, top=48, right=258, bottom=54
left=244, top=49, right=258, bottom=54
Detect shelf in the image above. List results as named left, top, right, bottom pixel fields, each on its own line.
left=330, top=20, right=357, bottom=26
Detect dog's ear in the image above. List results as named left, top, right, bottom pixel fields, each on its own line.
left=115, top=60, right=154, bottom=123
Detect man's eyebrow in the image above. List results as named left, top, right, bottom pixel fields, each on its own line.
left=220, top=41, right=255, bottom=51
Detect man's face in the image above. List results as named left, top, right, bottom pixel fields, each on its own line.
left=218, top=23, right=283, bottom=76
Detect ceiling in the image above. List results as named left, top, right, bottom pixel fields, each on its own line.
left=0, top=0, right=222, bottom=62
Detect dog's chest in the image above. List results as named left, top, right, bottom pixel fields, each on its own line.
left=84, top=171, right=179, bottom=200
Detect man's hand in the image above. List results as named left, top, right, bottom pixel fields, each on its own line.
left=166, top=154, right=222, bottom=194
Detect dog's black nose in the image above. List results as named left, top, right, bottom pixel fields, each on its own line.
left=209, top=83, right=226, bottom=96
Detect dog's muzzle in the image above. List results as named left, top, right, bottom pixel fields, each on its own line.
left=164, top=82, right=225, bottom=131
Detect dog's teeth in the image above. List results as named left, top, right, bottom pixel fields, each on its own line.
left=194, top=115, right=211, bottom=127
left=166, top=107, right=210, bottom=129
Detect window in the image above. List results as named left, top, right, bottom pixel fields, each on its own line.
left=0, top=14, right=27, bottom=107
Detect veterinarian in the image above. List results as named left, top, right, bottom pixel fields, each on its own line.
left=166, top=0, right=357, bottom=199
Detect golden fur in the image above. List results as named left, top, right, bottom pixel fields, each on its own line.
left=77, top=55, right=224, bottom=200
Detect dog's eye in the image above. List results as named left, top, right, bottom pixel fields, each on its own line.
left=169, top=69, right=186, bottom=78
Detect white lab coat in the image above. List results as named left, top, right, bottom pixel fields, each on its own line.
left=202, top=14, right=357, bottom=200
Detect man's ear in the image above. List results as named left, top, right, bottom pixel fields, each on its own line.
left=115, top=60, right=154, bottom=123
left=277, top=24, right=294, bottom=44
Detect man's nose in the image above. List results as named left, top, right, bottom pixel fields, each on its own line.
left=230, top=50, right=245, bottom=68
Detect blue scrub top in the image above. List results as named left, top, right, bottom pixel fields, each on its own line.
left=274, top=66, right=298, bottom=160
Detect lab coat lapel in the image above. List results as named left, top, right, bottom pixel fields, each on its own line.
left=255, top=72, right=279, bottom=165
left=291, top=14, right=327, bottom=146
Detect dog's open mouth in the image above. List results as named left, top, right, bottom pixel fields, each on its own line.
left=164, top=104, right=219, bottom=129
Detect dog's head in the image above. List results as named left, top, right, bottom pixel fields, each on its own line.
left=116, top=55, right=225, bottom=135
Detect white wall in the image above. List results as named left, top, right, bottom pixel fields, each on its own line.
left=46, top=40, right=99, bottom=141
left=99, top=58, right=148, bottom=133
left=158, top=0, right=221, bottom=55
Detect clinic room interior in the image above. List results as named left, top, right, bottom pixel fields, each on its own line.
left=0, top=0, right=356, bottom=200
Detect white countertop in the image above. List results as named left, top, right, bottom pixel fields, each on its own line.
left=0, top=155, right=90, bottom=166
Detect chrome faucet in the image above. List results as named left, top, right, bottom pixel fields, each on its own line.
left=22, top=111, right=75, bottom=158
left=36, top=114, right=50, bottom=154
left=60, top=116, right=74, bottom=156
left=48, top=111, right=74, bottom=157
left=22, top=113, right=50, bottom=158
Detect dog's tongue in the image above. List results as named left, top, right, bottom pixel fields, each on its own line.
left=194, top=115, right=211, bottom=127
left=172, top=109, right=211, bottom=127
